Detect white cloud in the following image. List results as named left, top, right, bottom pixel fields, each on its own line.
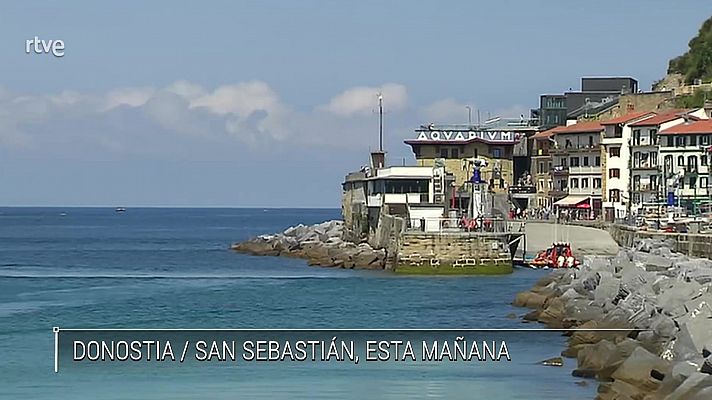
left=189, top=81, right=281, bottom=117
left=104, top=87, right=155, bottom=110
left=0, top=81, right=528, bottom=159
left=421, top=98, right=472, bottom=124
left=320, top=83, right=407, bottom=116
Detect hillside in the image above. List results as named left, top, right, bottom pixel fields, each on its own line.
left=667, top=16, right=712, bottom=83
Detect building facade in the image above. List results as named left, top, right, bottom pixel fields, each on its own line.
left=549, top=121, right=604, bottom=214
left=600, top=112, right=656, bottom=219
left=659, top=119, right=712, bottom=208
left=530, top=128, right=555, bottom=208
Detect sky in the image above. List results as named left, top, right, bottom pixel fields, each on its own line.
left=0, top=0, right=710, bottom=207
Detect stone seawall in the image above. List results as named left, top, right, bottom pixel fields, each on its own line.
left=231, top=220, right=389, bottom=270
left=609, top=224, right=712, bottom=259
left=514, top=237, right=712, bottom=399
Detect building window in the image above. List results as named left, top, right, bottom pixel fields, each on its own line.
left=665, top=155, right=673, bottom=171
left=667, top=137, right=674, bottom=147
left=702, top=135, right=710, bottom=146
left=690, top=176, right=697, bottom=189
left=609, top=168, right=620, bottom=178
left=413, top=145, right=421, bottom=157
left=688, top=155, right=698, bottom=172
left=633, top=175, right=640, bottom=191
left=581, top=178, right=589, bottom=188
left=702, top=177, right=709, bottom=189
left=609, top=189, right=620, bottom=202
left=676, top=136, right=686, bottom=147
left=690, top=135, right=697, bottom=146
left=440, top=148, right=449, bottom=158
left=595, top=156, right=601, bottom=166
left=678, top=156, right=685, bottom=166
left=610, top=147, right=621, bottom=157
left=633, top=129, right=641, bottom=146
left=583, top=156, right=589, bottom=167
left=570, top=157, right=580, bottom=167
left=570, top=178, right=579, bottom=188
left=651, top=152, right=658, bottom=167
left=633, top=152, right=640, bottom=168
left=491, top=147, right=503, bottom=158
left=650, top=129, right=657, bottom=145
left=593, top=178, right=601, bottom=189
left=702, top=155, right=708, bottom=166
left=451, top=147, right=460, bottom=159
left=589, top=136, right=594, bottom=147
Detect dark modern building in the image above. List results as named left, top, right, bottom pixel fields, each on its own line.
left=533, top=77, right=639, bottom=129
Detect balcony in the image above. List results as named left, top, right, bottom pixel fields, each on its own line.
left=509, top=185, right=536, bottom=195
left=551, top=166, right=569, bottom=176
left=569, top=165, right=601, bottom=175
left=634, top=184, right=658, bottom=193
left=550, top=145, right=600, bottom=155
left=632, top=162, right=659, bottom=171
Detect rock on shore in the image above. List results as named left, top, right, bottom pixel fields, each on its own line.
left=231, top=220, right=387, bottom=269
left=515, top=237, right=712, bottom=399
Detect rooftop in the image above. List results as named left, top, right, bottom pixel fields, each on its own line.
left=552, top=121, right=603, bottom=134
left=659, top=120, right=712, bottom=135
left=600, top=111, right=656, bottom=125
left=628, top=109, right=697, bottom=127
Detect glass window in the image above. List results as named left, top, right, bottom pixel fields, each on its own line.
left=491, top=147, right=502, bottom=158
left=583, top=157, right=589, bottom=167
left=676, top=136, right=686, bottom=147
left=610, top=147, right=621, bottom=157
left=702, top=155, right=708, bottom=166
left=570, top=157, right=579, bottom=167
left=440, top=148, right=448, bottom=158
left=688, top=155, right=697, bottom=170
left=581, top=178, right=589, bottom=188
left=667, top=137, right=674, bottom=147
left=570, top=178, right=579, bottom=188
left=595, top=156, right=601, bottom=166
left=678, top=156, right=685, bottom=166
left=609, top=189, right=620, bottom=202
left=451, top=147, right=459, bottom=159
left=609, top=169, right=620, bottom=178
left=593, top=178, right=601, bottom=188
left=702, top=177, right=709, bottom=189
left=690, top=177, right=696, bottom=189
left=690, top=135, right=697, bottom=146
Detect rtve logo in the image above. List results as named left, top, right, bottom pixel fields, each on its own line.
left=25, top=36, right=65, bottom=57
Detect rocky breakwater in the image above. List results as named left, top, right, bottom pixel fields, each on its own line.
left=515, top=237, right=712, bottom=399
left=231, top=220, right=387, bottom=270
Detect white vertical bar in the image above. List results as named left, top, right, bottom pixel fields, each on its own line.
left=53, top=327, right=59, bottom=373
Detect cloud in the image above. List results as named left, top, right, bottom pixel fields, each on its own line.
left=421, top=98, right=472, bottom=124
left=103, top=87, right=155, bottom=110
left=319, top=83, right=408, bottom=116
left=0, top=81, right=529, bottom=161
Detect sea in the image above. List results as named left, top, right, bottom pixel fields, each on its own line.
left=0, top=207, right=596, bottom=399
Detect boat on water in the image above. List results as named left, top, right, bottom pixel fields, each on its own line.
left=115, top=207, right=126, bottom=213
left=529, top=242, right=580, bottom=269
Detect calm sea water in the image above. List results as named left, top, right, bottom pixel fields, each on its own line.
left=0, top=208, right=595, bottom=399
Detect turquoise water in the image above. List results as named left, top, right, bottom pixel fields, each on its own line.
left=0, top=208, right=595, bottom=399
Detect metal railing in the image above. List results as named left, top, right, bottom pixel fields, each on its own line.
left=406, top=217, right=521, bottom=233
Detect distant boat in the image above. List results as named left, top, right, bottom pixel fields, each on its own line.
left=115, top=207, right=126, bottom=213
left=59, top=212, right=67, bottom=217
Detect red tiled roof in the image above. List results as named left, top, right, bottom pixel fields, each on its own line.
left=628, top=109, right=696, bottom=127
left=531, top=127, right=560, bottom=139
left=659, top=119, right=712, bottom=135
left=552, top=121, right=603, bottom=134
left=600, top=111, right=656, bottom=125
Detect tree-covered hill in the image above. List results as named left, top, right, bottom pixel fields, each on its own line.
left=668, top=16, right=712, bottom=84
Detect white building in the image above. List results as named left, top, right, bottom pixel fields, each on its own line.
left=600, top=111, right=657, bottom=219
left=659, top=118, right=712, bottom=206
left=365, top=166, right=440, bottom=208
left=549, top=121, right=604, bottom=214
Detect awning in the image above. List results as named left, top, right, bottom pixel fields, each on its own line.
left=553, top=195, right=590, bottom=207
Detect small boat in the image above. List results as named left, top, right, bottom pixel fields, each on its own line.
left=530, top=242, right=580, bottom=269
left=115, top=207, right=126, bottom=213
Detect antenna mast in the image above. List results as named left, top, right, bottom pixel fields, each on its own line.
left=378, top=92, right=383, bottom=151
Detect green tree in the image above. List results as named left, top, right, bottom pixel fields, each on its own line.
left=668, top=16, right=712, bottom=83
